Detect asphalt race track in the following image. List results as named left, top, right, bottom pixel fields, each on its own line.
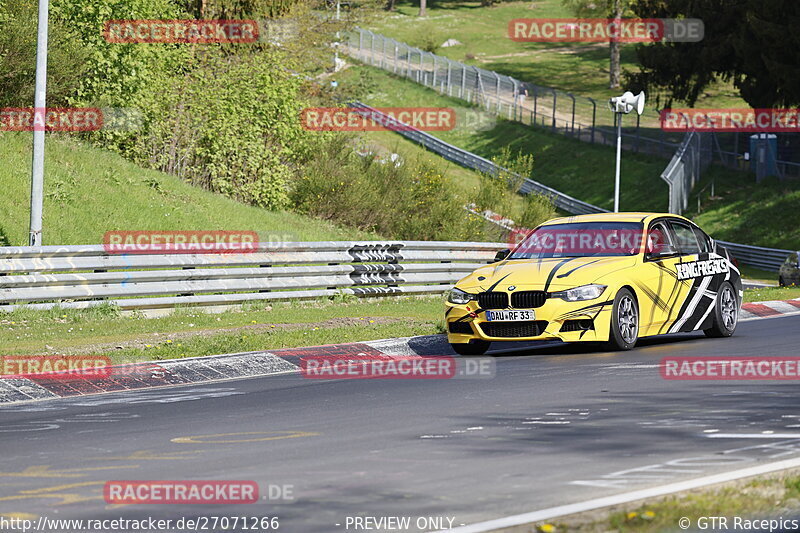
left=1, top=315, right=799, bottom=531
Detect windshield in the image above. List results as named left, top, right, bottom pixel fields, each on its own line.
left=509, top=221, right=645, bottom=259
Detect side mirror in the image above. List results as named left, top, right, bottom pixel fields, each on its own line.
left=646, top=244, right=678, bottom=260
left=494, top=249, right=510, bottom=262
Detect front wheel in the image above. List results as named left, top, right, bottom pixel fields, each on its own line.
left=704, top=281, right=738, bottom=338
left=606, top=288, right=639, bottom=351
left=450, top=340, right=490, bottom=356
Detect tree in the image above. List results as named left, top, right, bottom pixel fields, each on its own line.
left=563, top=0, right=631, bottom=89
left=419, top=0, right=426, bottom=16
left=628, top=0, right=800, bottom=108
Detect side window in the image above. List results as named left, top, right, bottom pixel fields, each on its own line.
left=646, top=221, right=675, bottom=254
left=670, top=221, right=701, bottom=255
left=691, top=226, right=712, bottom=253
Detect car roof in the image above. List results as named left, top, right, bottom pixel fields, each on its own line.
left=540, top=212, right=692, bottom=226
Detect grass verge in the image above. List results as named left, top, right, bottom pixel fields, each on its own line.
left=339, top=63, right=672, bottom=213
left=0, top=296, right=445, bottom=361
left=525, top=470, right=800, bottom=532
left=743, top=286, right=800, bottom=304
left=0, top=131, right=378, bottom=246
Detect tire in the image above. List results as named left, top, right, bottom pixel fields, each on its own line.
left=450, top=340, right=490, bottom=356
left=779, top=276, right=786, bottom=287
left=606, top=288, right=639, bottom=351
left=704, top=281, right=738, bottom=338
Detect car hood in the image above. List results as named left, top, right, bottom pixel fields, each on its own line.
left=457, top=256, right=638, bottom=292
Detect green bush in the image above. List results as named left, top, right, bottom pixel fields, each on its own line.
left=132, top=49, right=312, bottom=209
left=517, top=192, right=556, bottom=229
left=50, top=0, right=187, bottom=108
left=0, top=0, right=89, bottom=107
left=292, top=136, right=488, bottom=241
left=46, top=0, right=315, bottom=210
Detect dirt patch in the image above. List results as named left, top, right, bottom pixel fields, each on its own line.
left=476, top=43, right=607, bottom=62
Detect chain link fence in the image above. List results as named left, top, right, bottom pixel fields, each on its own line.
left=346, top=28, right=683, bottom=160
left=346, top=28, right=800, bottom=216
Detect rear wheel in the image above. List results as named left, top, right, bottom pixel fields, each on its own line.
left=704, top=281, right=738, bottom=338
left=607, top=288, right=639, bottom=351
left=450, top=340, right=490, bottom=356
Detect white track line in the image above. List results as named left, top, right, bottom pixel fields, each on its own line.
left=706, top=433, right=800, bottom=439
left=444, top=457, right=800, bottom=533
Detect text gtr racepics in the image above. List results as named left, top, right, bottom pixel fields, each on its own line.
left=445, top=213, right=742, bottom=355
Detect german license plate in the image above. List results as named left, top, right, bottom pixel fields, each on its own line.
left=486, top=309, right=535, bottom=321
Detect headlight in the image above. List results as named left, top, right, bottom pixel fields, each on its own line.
left=447, top=288, right=476, bottom=305
left=552, top=284, right=607, bottom=302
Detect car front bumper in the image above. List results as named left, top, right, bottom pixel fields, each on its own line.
left=444, top=296, right=614, bottom=344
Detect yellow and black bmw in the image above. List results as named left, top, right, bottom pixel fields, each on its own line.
left=445, top=213, right=742, bottom=355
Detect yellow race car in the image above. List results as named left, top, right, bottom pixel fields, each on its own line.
left=445, top=213, right=742, bottom=355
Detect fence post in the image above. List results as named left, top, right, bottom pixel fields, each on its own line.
left=381, top=36, right=387, bottom=69
left=552, top=89, right=557, bottom=130
left=358, top=30, right=363, bottom=58
left=567, top=93, right=576, bottom=134
left=512, top=79, right=518, bottom=121
left=460, top=64, right=467, bottom=99
left=589, top=97, right=596, bottom=144
left=370, top=31, right=376, bottom=65
left=446, top=60, right=452, bottom=96
left=495, top=73, right=501, bottom=114
left=533, top=86, right=538, bottom=124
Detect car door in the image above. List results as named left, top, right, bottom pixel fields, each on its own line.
left=637, top=219, right=685, bottom=336
left=666, top=219, right=728, bottom=333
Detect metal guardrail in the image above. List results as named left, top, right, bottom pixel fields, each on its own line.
left=350, top=102, right=607, bottom=216
left=348, top=105, right=793, bottom=273
left=717, top=241, right=794, bottom=272
left=0, top=241, right=506, bottom=311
